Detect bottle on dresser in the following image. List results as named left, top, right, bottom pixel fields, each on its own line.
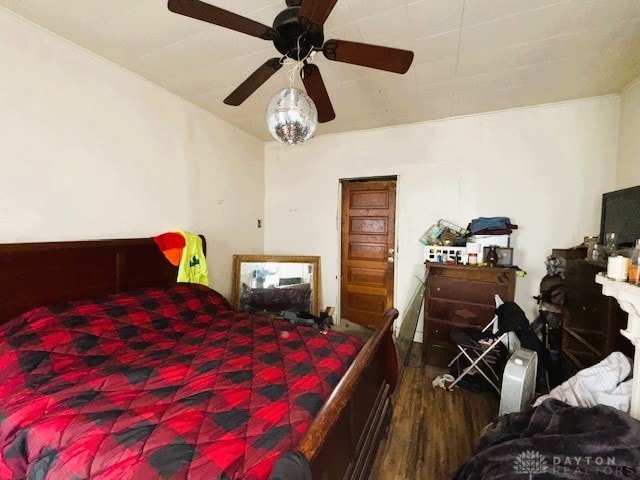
left=630, top=239, right=640, bottom=286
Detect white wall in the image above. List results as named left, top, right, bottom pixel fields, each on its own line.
left=0, top=4, right=627, bottom=318
left=617, top=77, right=640, bottom=189
left=0, top=8, right=264, bottom=298
left=264, top=97, right=620, bottom=339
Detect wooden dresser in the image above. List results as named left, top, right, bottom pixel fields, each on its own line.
left=423, top=263, right=516, bottom=353
left=562, top=260, right=633, bottom=370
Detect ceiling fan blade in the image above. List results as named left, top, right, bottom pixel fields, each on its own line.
left=301, top=64, right=336, bottom=123
left=168, top=0, right=278, bottom=40
left=224, top=58, right=283, bottom=106
left=299, top=0, right=339, bottom=27
left=323, top=39, right=414, bottom=74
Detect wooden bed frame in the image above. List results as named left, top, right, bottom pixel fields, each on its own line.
left=0, top=237, right=399, bottom=480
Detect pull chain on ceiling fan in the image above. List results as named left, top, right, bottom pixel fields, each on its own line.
left=167, top=0, right=414, bottom=126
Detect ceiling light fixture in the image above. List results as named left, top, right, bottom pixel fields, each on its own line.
left=266, top=46, right=317, bottom=145
left=266, top=86, right=317, bottom=145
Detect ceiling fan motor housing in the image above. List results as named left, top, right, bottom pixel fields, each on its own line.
left=272, top=6, right=324, bottom=60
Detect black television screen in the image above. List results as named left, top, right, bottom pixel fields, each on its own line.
left=600, top=185, right=640, bottom=248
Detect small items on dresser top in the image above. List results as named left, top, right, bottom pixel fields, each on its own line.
left=467, top=242, right=480, bottom=265
left=628, top=239, right=640, bottom=286
left=422, top=216, right=517, bottom=268
left=604, top=232, right=618, bottom=257
left=607, top=255, right=630, bottom=282
left=562, top=228, right=640, bottom=287
left=604, top=237, right=640, bottom=286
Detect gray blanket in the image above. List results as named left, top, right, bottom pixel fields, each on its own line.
left=453, top=399, right=640, bottom=479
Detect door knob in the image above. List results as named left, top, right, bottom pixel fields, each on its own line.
left=388, top=256, right=394, bottom=263
left=388, top=248, right=395, bottom=255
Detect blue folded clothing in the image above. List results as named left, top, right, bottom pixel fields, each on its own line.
left=470, top=217, right=512, bottom=234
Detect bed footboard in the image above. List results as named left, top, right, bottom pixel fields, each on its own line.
left=298, top=309, right=399, bottom=480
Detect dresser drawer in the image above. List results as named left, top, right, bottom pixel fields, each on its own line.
left=428, top=276, right=510, bottom=305
left=425, top=318, right=456, bottom=344
left=426, top=298, right=495, bottom=326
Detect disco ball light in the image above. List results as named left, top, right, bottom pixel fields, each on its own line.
left=266, top=87, right=318, bottom=145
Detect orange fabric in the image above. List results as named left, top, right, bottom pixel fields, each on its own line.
left=163, top=248, right=183, bottom=267
left=153, top=232, right=186, bottom=267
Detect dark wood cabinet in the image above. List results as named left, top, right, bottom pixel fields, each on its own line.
left=562, top=260, right=633, bottom=370
left=423, top=264, right=516, bottom=352
left=551, top=247, right=587, bottom=261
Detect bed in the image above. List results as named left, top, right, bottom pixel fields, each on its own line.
left=0, top=237, right=399, bottom=480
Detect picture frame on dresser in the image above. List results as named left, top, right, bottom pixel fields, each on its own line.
left=482, top=246, right=514, bottom=266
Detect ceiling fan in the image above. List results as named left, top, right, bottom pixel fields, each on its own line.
left=167, top=0, right=415, bottom=123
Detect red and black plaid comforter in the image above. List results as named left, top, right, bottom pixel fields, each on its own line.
left=0, top=284, right=363, bottom=480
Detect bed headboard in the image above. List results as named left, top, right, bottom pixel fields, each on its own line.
left=0, top=236, right=205, bottom=323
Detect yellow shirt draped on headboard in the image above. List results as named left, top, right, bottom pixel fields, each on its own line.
left=177, top=231, right=209, bottom=286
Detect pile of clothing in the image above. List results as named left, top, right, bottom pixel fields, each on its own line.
left=283, top=310, right=332, bottom=331
left=153, top=230, right=209, bottom=285
left=468, top=217, right=518, bottom=235
left=534, top=351, right=632, bottom=412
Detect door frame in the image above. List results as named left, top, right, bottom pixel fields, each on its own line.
left=337, top=175, right=399, bottom=325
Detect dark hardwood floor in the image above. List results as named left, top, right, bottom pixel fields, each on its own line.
left=331, top=319, right=376, bottom=341
left=329, top=322, right=499, bottom=479
left=370, top=343, right=499, bottom=480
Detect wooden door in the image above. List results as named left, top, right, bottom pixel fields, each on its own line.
left=341, top=180, right=396, bottom=328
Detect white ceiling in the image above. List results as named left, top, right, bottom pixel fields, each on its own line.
left=2, top=0, right=640, bottom=140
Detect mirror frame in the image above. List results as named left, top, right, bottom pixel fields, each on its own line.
left=231, top=255, right=321, bottom=315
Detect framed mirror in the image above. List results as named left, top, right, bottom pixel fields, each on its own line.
left=232, top=255, right=321, bottom=316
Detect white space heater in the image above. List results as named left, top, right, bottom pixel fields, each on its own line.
left=499, top=348, right=537, bottom=416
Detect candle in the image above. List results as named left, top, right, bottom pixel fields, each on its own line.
left=607, top=256, right=630, bottom=281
